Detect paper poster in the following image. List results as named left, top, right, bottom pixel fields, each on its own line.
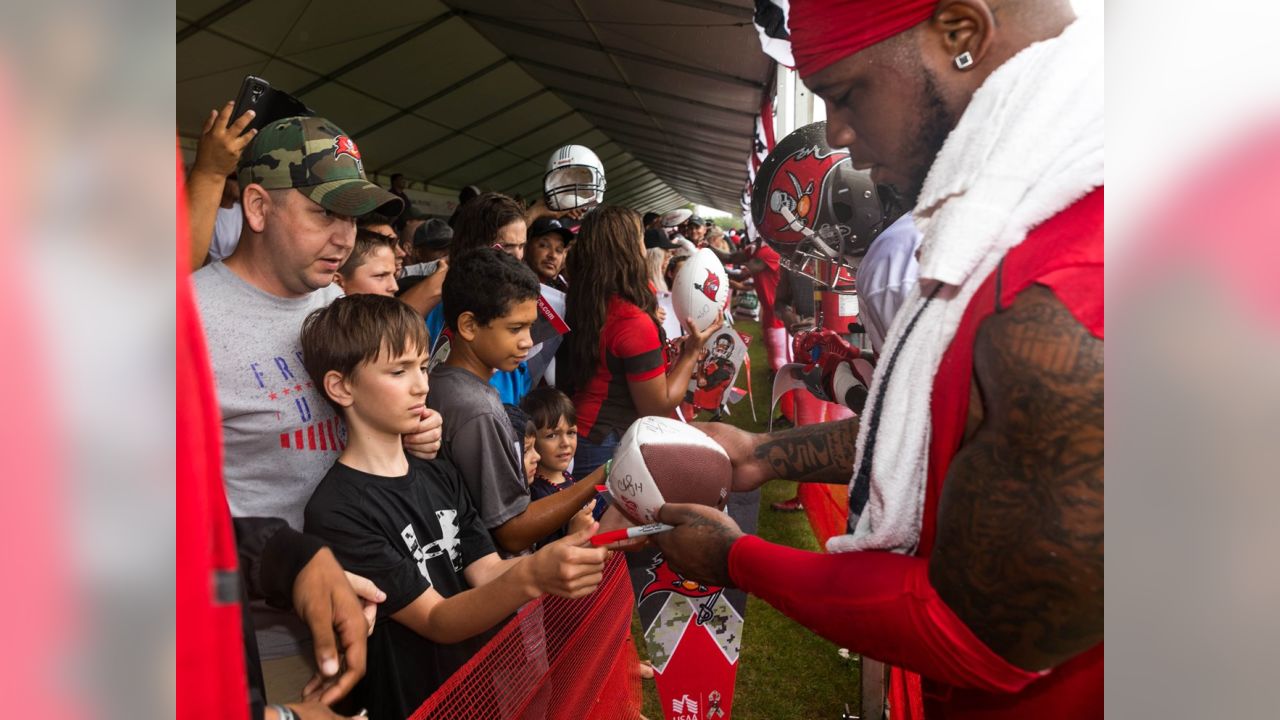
left=657, top=290, right=683, bottom=340
left=684, top=329, right=749, bottom=418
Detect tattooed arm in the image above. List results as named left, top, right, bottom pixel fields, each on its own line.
left=929, top=286, right=1104, bottom=671
left=695, top=416, right=860, bottom=492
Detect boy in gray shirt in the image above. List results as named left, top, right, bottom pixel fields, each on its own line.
left=428, top=248, right=602, bottom=555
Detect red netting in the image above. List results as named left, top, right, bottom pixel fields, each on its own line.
left=408, top=552, right=642, bottom=720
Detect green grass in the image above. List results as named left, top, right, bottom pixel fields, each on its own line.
left=633, top=318, right=859, bottom=719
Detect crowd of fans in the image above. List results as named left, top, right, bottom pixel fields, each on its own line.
left=183, top=105, right=788, bottom=720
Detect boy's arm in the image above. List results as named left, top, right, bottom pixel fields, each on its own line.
left=490, top=466, right=604, bottom=554
left=397, top=258, right=448, bottom=317
left=394, top=525, right=607, bottom=643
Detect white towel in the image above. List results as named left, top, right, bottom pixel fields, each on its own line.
left=827, top=16, right=1104, bottom=555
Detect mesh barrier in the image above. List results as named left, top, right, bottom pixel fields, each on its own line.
left=409, top=552, right=642, bottom=720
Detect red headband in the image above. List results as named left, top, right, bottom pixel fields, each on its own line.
left=789, top=0, right=939, bottom=77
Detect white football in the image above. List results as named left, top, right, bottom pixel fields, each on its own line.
left=607, top=416, right=733, bottom=524
left=671, top=248, right=729, bottom=333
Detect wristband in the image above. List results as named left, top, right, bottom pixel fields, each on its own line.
left=269, top=705, right=300, bottom=720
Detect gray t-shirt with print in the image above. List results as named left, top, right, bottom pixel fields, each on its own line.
left=192, top=261, right=344, bottom=530
left=427, top=364, right=530, bottom=533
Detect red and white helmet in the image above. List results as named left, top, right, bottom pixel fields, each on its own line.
left=544, top=144, right=606, bottom=211
left=750, top=122, right=883, bottom=291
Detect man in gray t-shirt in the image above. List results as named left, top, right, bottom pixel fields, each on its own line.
left=194, top=263, right=345, bottom=529
left=192, top=115, right=450, bottom=674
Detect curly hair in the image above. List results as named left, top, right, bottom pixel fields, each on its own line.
left=442, top=247, right=541, bottom=331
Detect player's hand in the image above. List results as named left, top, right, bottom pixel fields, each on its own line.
left=192, top=101, right=256, bottom=180
left=403, top=407, right=443, bottom=460
left=652, top=504, right=743, bottom=588
left=292, top=548, right=377, bottom=705
left=528, top=523, right=608, bottom=598
left=691, top=421, right=772, bottom=493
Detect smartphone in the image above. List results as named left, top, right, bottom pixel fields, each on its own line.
left=229, top=75, right=313, bottom=133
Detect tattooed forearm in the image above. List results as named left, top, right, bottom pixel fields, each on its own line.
left=929, top=286, right=1104, bottom=672
left=753, top=417, right=860, bottom=484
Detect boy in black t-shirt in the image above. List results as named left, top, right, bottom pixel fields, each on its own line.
left=299, top=294, right=609, bottom=720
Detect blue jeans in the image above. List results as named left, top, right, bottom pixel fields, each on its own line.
left=574, top=431, right=619, bottom=520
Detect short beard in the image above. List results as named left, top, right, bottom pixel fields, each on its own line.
left=897, top=68, right=957, bottom=207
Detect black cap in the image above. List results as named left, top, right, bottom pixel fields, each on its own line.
left=414, top=218, right=453, bottom=249
left=644, top=227, right=680, bottom=250
left=528, top=216, right=575, bottom=244
left=687, top=215, right=705, bottom=226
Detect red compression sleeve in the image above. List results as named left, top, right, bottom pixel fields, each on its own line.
left=728, top=535, right=1043, bottom=694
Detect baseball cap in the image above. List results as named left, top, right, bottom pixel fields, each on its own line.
left=528, top=216, right=575, bottom=244
left=687, top=215, right=706, bottom=227
left=237, top=116, right=403, bottom=218
left=413, top=218, right=453, bottom=249
left=644, top=227, right=680, bottom=251
left=660, top=208, right=693, bottom=228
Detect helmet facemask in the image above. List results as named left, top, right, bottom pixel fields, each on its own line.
left=544, top=145, right=606, bottom=212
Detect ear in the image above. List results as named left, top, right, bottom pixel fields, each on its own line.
left=455, top=311, right=479, bottom=342
left=241, top=183, right=272, bottom=234
left=333, top=273, right=346, bottom=289
left=929, top=0, right=996, bottom=68
left=323, top=370, right=355, bottom=409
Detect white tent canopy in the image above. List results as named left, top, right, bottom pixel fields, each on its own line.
left=177, top=0, right=771, bottom=214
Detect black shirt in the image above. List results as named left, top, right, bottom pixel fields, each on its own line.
left=304, top=456, right=497, bottom=719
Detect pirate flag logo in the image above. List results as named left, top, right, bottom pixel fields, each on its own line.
left=697, top=269, right=721, bottom=303
left=763, top=145, right=847, bottom=247
left=332, top=135, right=364, bottom=171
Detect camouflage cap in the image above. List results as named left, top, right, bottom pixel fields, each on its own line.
left=237, top=116, right=403, bottom=218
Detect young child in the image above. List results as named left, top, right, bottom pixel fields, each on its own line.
left=520, top=386, right=579, bottom=501
left=299, top=294, right=608, bottom=720
left=334, top=224, right=399, bottom=297
left=428, top=248, right=605, bottom=556
left=518, top=387, right=599, bottom=545
left=504, top=404, right=542, bottom=487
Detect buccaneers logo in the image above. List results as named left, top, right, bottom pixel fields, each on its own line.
left=332, top=135, right=363, bottom=170
left=697, top=269, right=721, bottom=302
left=762, top=145, right=848, bottom=248
left=639, top=556, right=721, bottom=603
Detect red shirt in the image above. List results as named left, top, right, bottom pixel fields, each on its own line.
left=729, top=188, right=1104, bottom=720
left=573, top=296, right=667, bottom=444
left=177, top=148, right=251, bottom=720
left=914, top=187, right=1103, bottom=719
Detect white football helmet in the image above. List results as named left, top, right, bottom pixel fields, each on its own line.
left=544, top=145, right=606, bottom=211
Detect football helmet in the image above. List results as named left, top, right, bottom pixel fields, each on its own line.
left=750, top=122, right=883, bottom=293
left=544, top=144, right=606, bottom=212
